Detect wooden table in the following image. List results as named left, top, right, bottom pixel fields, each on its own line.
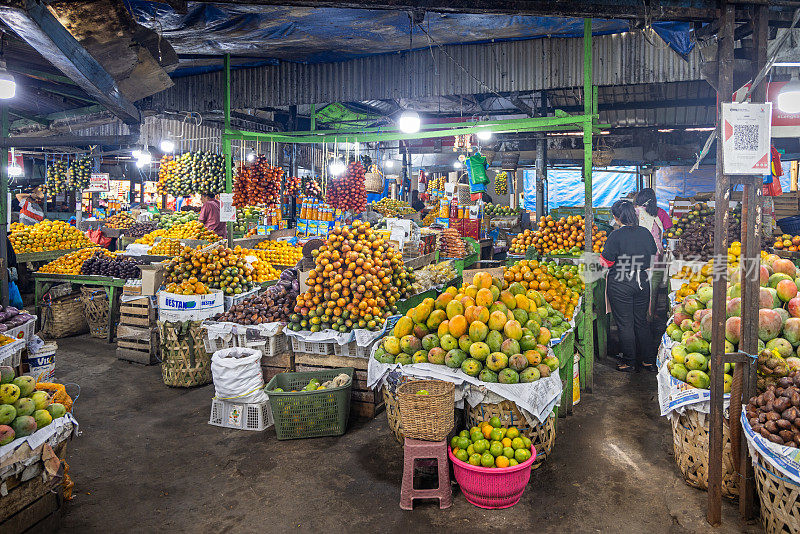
left=32, top=273, right=127, bottom=343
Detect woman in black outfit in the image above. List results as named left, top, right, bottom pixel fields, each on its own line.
left=601, top=200, right=658, bottom=373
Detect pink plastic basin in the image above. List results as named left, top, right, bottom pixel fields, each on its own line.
left=448, top=446, right=537, bottom=509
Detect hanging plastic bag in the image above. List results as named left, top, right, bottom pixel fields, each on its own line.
left=468, top=153, right=489, bottom=185
left=211, top=347, right=267, bottom=404
left=7, top=281, right=22, bottom=308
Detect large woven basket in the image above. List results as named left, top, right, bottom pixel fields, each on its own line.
left=80, top=287, right=110, bottom=339
left=397, top=380, right=454, bottom=441
left=365, top=172, right=383, bottom=193
left=158, top=320, right=211, bottom=387
left=382, top=385, right=404, bottom=443
left=466, top=400, right=556, bottom=469
left=41, top=292, right=89, bottom=339
left=753, top=448, right=800, bottom=534
left=670, top=409, right=738, bottom=499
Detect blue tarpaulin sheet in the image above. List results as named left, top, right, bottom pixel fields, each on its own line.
left=523, top=166, right=637, bottom=212
left=128, top=3, right=694, bottom=67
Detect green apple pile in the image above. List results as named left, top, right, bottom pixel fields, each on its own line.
left=373, top=271, right=560, bottom=384
left=0, top=367, right=67, bottom=445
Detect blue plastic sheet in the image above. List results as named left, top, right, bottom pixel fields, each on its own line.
left=523, top=166, right=637, bottom=211
left=128, top=3, right=694, bottom=65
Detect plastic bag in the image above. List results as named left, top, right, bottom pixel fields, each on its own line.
left=7, top=282, right=22, bottom=308
left=211, top=347, right=267, bottom=403
left=86, top=228, right=112, bottom=247
left=467, top=153, right=489, bottom=185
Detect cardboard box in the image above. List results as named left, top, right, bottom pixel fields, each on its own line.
left=157, top=289, right=224, bottom=322
left=140, top=263, right=166, bottom=296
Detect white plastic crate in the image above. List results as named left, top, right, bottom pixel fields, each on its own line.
left=0, top=339, right=24, bottom=367
left=5, top=317, right=36, bottom=343
left=290, top=337, right=333, bottom=355
left=203, top=328, right=287, bottom=357
left=209, top=398, right=271, bottom=431
left=223, top=288, right=261, bottom=311
left=334, top=341, right=372, bottom=359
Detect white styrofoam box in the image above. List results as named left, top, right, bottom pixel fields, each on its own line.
left=158, top=290, right=224, bottom=322
left=0, top=338, right=24, bottom=367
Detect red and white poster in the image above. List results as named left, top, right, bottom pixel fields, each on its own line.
left=721, top=102, right=772, bottom=175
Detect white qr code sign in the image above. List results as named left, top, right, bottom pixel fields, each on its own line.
left=722, top=102, right=772, bottom=175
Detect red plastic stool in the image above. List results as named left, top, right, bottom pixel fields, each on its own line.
left=400, top=438, right=452, bottom=510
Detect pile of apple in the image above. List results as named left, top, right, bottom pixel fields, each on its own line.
left=666, top=254, right=800, bottom=392
left=0, top=367, right=67, bottom=445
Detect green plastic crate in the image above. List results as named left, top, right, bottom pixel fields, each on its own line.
left=265, top=367, right=354, bottom=440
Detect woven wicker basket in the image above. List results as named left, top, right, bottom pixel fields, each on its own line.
left=80, top=287, right=110, bottom=339
left=397, top=380, right=455, bottom=441
left=466, top=400, right=556, bottom=469
left=158, top=320, right=211, bottom=387
left=753, top=448, right=800, bottom=534
left=41, top=292, right=89, bottom=339
left=365, top=172, right=383, bottom=193
left=670, top=409, right=738, bottom=499
left=382, top=385, right=404, bottom=443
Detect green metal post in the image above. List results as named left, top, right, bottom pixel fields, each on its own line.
left=582, top=18, right=595, bottom=393
left=0, top=105, right=7, bottom=307
left=310, top=104, right=315, bottom=131
left=223, top=54, right=233, bottom=246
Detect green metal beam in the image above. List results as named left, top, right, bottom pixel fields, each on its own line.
left=223, top=54, right=233, bottom=247
left=9, top=109, right=50, bottom=126
left=582, top=17, right=595, bottom=393
left=10, top=104, right=105, bottom=131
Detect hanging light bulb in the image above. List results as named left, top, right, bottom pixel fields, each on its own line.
left=398, top=110, right=421, bottom=133
left=778, top=73, right=800, bottom=113
left=131, top=149, right=142, bottom=159
left=0, top=61, right=16, bottom=100
left=476, top=129, right=493, bottom=141
left=329, top=159, right=346, bottom=175
left=136, top=151, right=152, bottom=168
left=160, top=139, right=175, bottom=153
left=385, top=159, right=394, bottom=169
left=453, top=161, right=462, bottom=169
left=246, top=152, right=255, bottom=162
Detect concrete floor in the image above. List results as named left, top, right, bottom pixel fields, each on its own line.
left=54, top=335, right=758, bottom=534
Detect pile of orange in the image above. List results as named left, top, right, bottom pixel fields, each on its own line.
left=38, top=247, right=100, bottom=275
left=509, top=229, right=535, bottom=255
left=235, top=247, right=280, bottom=282
left=504, top=259, right=582, bottom=319
left=163, top=245, right=256, bottom=295
left=10, top=220, right=93, bottom=253
left=774, top=233, right=800, bottom=252
left=529, top=215, right=607, bottom=254
left=165, top=279, right=209, bottom=295
left=254, top=240, right=303, bottom=265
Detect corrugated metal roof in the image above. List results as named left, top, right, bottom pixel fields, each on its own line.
left=144, top=31, right=703, bottom=111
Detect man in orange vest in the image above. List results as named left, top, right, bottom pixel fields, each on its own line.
left=16, top=185, right=44, bottom=225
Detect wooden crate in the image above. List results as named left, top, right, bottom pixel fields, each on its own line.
left=117, top=325, right=159, bottom=365
left=294, top=352, right=384, bottom=420
left=262, top=351, right=295, bottom=384
left=119, top=297, right=155, bottom=328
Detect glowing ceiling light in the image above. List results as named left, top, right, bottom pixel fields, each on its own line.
left=398, top=110, right=421, bottom=134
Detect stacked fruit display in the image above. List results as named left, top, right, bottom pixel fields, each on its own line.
left=134, top=228, right=166, bottom=246
left=236, top=248, right=280, bottom=282
left=123, top=221, right=158, bottom=238
left=149, top=239, right=185, bottom=256
left=745, top=373, right=800, bottom=447
left=103, top=212, right=135, bottom=230
left=303, top=177, right=323, bottom=199
left=9, top=220, right=93, bottom=253
left=494, top=171, right=508, bottom=195
left=153, top=211, right=198, bottom=229
left=157, top=152, right=225, bottom=196
left=671, top=204, right=742, bottom=259
left=370, top=198, right=415, bottom=217
left=0, top=368, right=68, bottom=445
left=485, top=204, right=519, bottom=217
left=509, top=230, right=534, bottom=255
left=440, top=228, right=467, bottom=258
left=672, top=242, right=744, bottom=303
left=504, top=260, right=582, bottom=320
left=214, top=268, right=299, bottom=324
left=165, top=279, right=209, bottom=295
left=0, top=308, right=35, bottom=332
left=422, top=211, right=437, bottom=226
left=409, top=261, right=458, bottom=294
left=287, top=221, right=412, bottom=333
left=285, top=175, right=301, bottom=196
left=45, top=160, right=69, bottom=196
left=254, top=240, right=303, bottom=266
left=233, top=206, right=264, bottom=235
left=327, top=161, right=367, bottom=213
left=373, top=272, right=560, bottom=384
left=163, top=246, right=255, bottom=296
left=67, top=155, right=92, bottom=190
left=137, top=220, right=220, bottom=244
left=529, top=215, right=607, bottom=255
left=80, top=250, right=141, bottom=278
left=773, top=233, right=800, bottom=253
left=38, top=248, right=100, bottom=275
left=664, top=254, right=800, bottom=392
left=450, top=420, right=533, bottom=467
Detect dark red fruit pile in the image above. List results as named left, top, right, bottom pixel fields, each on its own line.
left=328, top=161, right=367, bottom=213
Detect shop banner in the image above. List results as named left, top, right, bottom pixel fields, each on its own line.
left=85, top=172, right=109, bottom=192
left=657, top=363, right=729, bottom=416
left=742, top=410, right=800, bottom=486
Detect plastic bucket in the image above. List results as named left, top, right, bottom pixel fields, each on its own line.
left=449, top=446, right=537, bottom=508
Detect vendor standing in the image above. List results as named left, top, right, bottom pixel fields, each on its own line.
left=199, top=192, right=227, bottom=238
left=600, top=200, right=658, bottom=373
left=16, top=185, right=44, bottom=225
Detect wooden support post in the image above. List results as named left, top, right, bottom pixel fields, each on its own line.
left=708, top=2, right=735, bottom=526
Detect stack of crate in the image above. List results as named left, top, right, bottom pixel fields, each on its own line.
left=116, top=296, right=159, bottom=365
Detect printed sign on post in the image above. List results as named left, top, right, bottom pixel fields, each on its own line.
left=85, top=173, right=109, bottom=192
left=721, top=102, right=772, bottom=175
left=219, top=193, right=235, bottom=222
